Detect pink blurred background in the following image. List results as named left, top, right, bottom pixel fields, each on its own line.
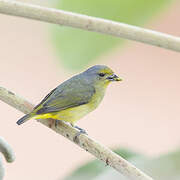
left=0, top=0, right=180, bottom=179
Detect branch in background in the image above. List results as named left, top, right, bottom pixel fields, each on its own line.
left=0, top=156, right=4, bottom=180
left=0, top=137, right=15, bottom=163
left=0, top=0, right=180, bottom=53
left=0, top=86, right=154, bottom=180
left=0, top=136, right=15, bottom=180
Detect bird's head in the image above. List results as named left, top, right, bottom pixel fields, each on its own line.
left=83, top=65, right=122, bottom=87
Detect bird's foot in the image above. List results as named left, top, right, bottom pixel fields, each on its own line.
left=74, top=126, right=87, bottom=134
left=48, top=119, right=55, bottom=128
left=55, top=120, right=60, bottom=128
left=48, top=119, right=59, bottom=128
left=73, top=125, right=87, bottom=143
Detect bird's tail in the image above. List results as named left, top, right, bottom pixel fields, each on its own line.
left=16, top=113, right=34, bottom=125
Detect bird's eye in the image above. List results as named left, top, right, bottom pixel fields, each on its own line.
left=98, top=73, right=105, bottom=77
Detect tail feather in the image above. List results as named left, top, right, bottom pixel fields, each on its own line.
left=16, top=114, right=32, bottom=125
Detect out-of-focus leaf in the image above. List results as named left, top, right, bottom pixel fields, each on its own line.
left=51, top=0, right=171, bottom=70
left=139, top=150, right=180, bottom=180
left=63, top=148, right=180, bottom=180
left=63, top=148, right=143, bottom=180
left=94, top=150, right=180, bottom=180
left=90, top=155, right=150, bottom=180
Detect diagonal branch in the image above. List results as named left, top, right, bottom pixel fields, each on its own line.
left=0, top=86, right=153, bottom=180
left=0, top=0, right=180, bottom=52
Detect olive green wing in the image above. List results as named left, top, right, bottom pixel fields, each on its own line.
left=35, top=84, right=95, bottom=115
left=33, top=87, right=57, bottom=111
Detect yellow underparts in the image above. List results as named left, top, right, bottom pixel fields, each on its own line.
left=34, top=81, right=110, bottom=124
left=34, top=102, right=97, bottom=124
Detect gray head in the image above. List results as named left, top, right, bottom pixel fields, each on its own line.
left=82, top=65, right=122, bottom=85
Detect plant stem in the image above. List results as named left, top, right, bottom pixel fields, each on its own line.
left=0, top=0, right=180, bottom=52
left=0, top=137, right=15, bottom=163
left=0, top=136, right=15, bottom=180
left=0, top=86, right=153, bottom=180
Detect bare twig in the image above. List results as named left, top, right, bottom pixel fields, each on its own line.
left=0, top=136, right=15, bottom=180
left=0, top=156, right=4, bottom=180
left=0, top=86, right=153, bottom=180
left=0, top=0, right=180, bottom=52
left=0, top=137, right=15, bottom=163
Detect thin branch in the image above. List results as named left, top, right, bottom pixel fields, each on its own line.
left=0, top=137, right=15, bottom=163
left=0, top=0, right=180, bottom=52
left=0, top=136, right=15, bottom=180
left=0, top=86, right=153, bottom=180
left=0, top=156, right=4, bottom=180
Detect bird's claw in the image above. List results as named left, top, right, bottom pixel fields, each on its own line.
left=74, top=126, right=87, bottom=134
left=55, top=120, right=59, bottom=128
left=73, top=126, right=87, bottom=143
left=47, top=119, right=60, bottom=128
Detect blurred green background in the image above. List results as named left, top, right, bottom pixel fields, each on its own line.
left=52, top=0, right=171, bottom=69
left=0, top=0, right=180, bottom=179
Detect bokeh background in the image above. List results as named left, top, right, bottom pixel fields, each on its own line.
left=0, top=0, right=180, bottom=179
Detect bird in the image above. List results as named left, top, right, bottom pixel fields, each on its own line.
left=16, top=65, right=122, bottom=132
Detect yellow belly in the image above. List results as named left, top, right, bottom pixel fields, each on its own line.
left=35, top=103, right=96, bottom=124
left=35, top=86, right=105, bottom=124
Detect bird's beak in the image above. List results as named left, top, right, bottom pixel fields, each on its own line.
left=106, top=74, right=122, bottom=81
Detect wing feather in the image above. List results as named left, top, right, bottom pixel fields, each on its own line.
left=35, top=79, right=95, bottom=115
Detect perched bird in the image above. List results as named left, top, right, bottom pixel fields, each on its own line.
left=16, top=65, right=122, bottom=131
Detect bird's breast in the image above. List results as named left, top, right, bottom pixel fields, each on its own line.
left=88, top=88, right=105, bottom=110
left=54, top=88, right=105, bottom=123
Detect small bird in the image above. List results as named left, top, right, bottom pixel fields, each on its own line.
left=16, top=65, right=122, bottom=131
